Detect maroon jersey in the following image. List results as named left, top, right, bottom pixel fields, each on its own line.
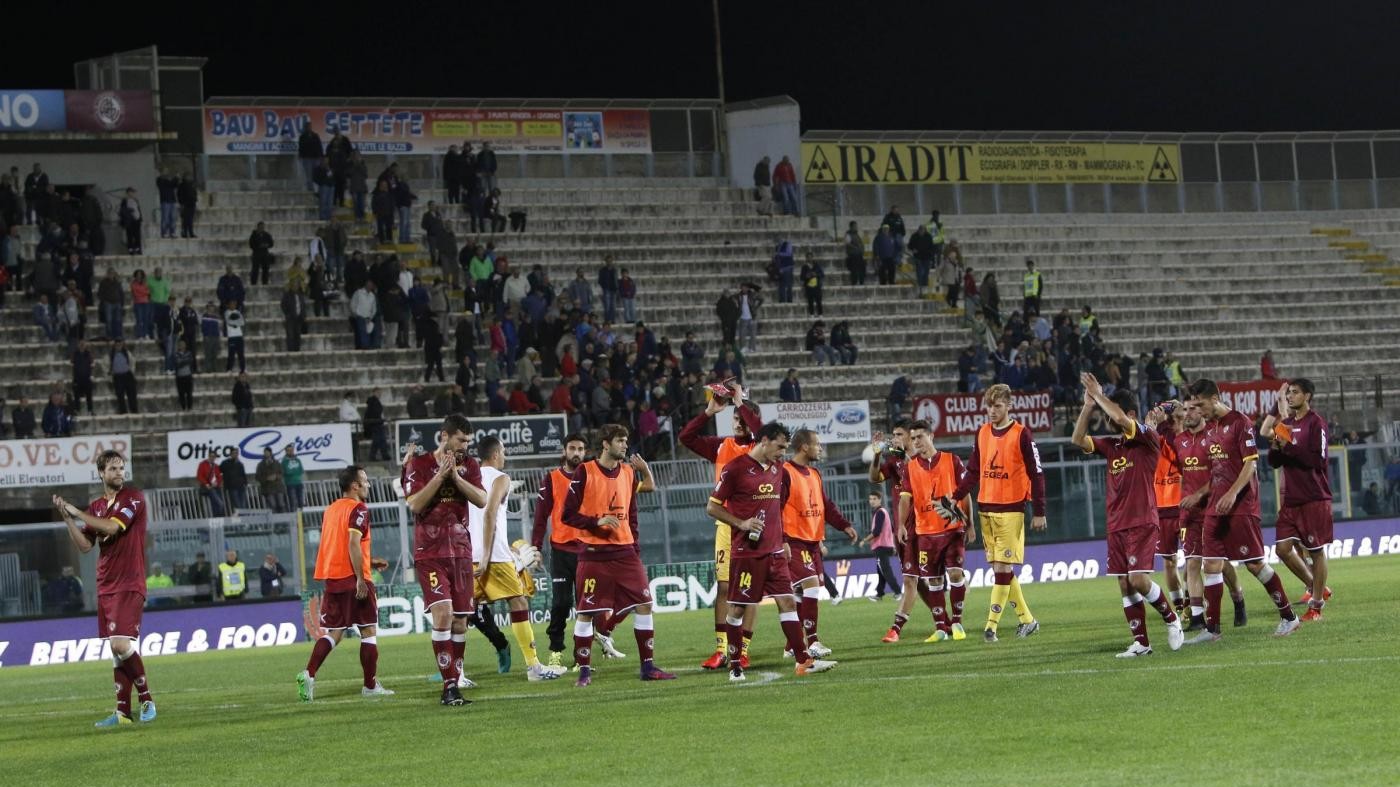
left=711, top=453, right=785, bottom=559
left=402, top=452, right=483, bottom=560
left=1088, top=421, right=1161, bottom=532
left=84, top=487, right=148, bottom=597
left=1203, top=409, right=1260, bottom=517
left=1172, top=427, right=1212, bottom=501
left=1267, top=409, right=1332, bottom=506
left=877, top=454, right=909, bottom=526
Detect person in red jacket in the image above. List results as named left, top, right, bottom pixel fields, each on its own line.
left=197, top=455, right=224, bottom=516
left=773, top=155, right=799, bottom=215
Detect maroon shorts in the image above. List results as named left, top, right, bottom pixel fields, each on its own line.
left=1107, top=524, right=1160, bottom=575
left=727, top=552, right=796, bottom=605
left=1181, top=508, right=1205, bottom=558
left=900, top=534, right=920, bottom=577
left=97, top=591, right=145, bottom=640
left=319, top=585, right=379, bottom=630
left=785, top=538, right=824, bottom=585
left=1156, top=511, right=1181, bottom=557
left=916, top=530, right=966, bottom=579
left=1202, top=513, right=1266, bottom=562
left=576, top=553, right=651, bottom=614
left=1275, top=500, right=1335, bottom=551
left=416, top=557, right=475, bottom=615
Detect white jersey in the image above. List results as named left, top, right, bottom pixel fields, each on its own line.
left=469, top=465, right=515, bottom=564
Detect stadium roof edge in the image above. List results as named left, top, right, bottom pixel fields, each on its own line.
left=724, top=95, right=798, bottom=112
left=800, top=129, right=1400, bottom=143
left=205, top=97, right=722, bottom=110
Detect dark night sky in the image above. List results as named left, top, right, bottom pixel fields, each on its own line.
left=12, top=1, right=1400, bottom=133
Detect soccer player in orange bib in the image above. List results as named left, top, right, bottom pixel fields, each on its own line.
left=54, top=450, right=157, bottom=728
left=561, top=424, right=675, bottom=686
left=1073, top=375, right=1184, bottom=657
left=299, top=465, right=394, bottom=700
left=1147, top=403, right=1187, bottom=616
left=899, top=420, right=971, bottom=643
left=1184, top=379, right=1300, bottom=643
left=947, top=384, right=1047, bottom=642
left=781, top=429, right=858, bottom=659
left=869, top=420, right=943, bottom=641
left=531, top=433, right=591, bottom=669
left=678, top=381, right=764, bottom=669
left=1261, top=378, right=1333, bottom=619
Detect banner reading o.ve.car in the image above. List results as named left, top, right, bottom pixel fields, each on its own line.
left=166, top=423, right=355, bottom=479
left=0, top=434, right=133, bottom=488
left=716, top=400, right=871, bottom=443
left=913, top=391, right=1054, bottom=437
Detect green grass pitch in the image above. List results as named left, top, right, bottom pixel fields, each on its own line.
left=3, top=555, right=1398, bottom=785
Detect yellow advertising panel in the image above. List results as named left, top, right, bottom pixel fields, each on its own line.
left=802, top=141, right=1181, bottom=184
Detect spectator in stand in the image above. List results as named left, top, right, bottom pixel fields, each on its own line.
left=174, top=340, right=195, bottom=410
left=351, top=281, right=378, bottom=350
left=71, top=339, right=96, bottom=415
left=715, top=290, right=739, bottom=348
left=363, top=389, right=391, bottom=460
left=32, top=294, right=59, bottom=341
left=959, top=345, right=981, bottom=393
left=1022, top=258, right=1043, bottom=315
left=927, top=210, right=946, bottom=277
left=41, top=391, right=71, bottom=437
left=57, top=280, right=85, bottom=354
left=881, top=205, right=907, bottom=261
left=774, top=239, right=796, bottom=304
left=937, top=248, right=961, bottom=309
left=567, top=268, right=593, bottom=315
left=780, top=368, right=802, bottom=402
left=297, top=124, right=324, bottom=190
left=280, top=279, right=307, bottom=352
left=156, top=169, right=179, bottom=239
left=223, top=302, right=247, bottom=373
left=470, top=141, right=496, bottom=194
left=285, top=256, right=308, bottom=296
left=842, top=221, right=867, bottom=286
left=436, top=383, right=469, bottom=417
left=126, top=269, right=153, bottom=340
left=888, top=374, right=911, bottom=424
left=110, top=338, right=139, bottom=414
left=177, top=174, right=198, bottom=238
left=907, top=222, right=935, bottom=298
left=92, top=266, right=122, bottom=341
left=800, top=254, right=825, bottom=317
left=197, top=454, right=224, bottom=516
left=1078, top=304, right=1098, bottom=336
left=347, top=149, right=369, bottom=223
left=248, top=222, right=274, bottom=285
left=46, top=565, right=85, bottom=614
left=326, top=130, right=352, bottom=206
left=195, top=301, right=219, bottom=373
left=752, top=156, right=773, bottom=216
left=23, top=163, right=48, bottom=224
left=232, top=372, right=254, bottom=427
left=308, top=257, right=330, bottom=318
left=12, top=396, right=36, bottom=439
left=423, top=318, right=446, bottom=382
left=382, top=281, right=409, bottom=349
left=598, top=255, right=619, bottom=322
left=312, top=156, right=334, bottom=221
left=980, top=272, right=1002, bottom=328
left=830, top=320, right=858, bottom=365
left=371, top=181, right=395, bottom=244
left=215, top=263, right=245, bottom=312
left=873, top=225, right=898, bottom=286
left=486, top=188, right=507, bottom=233
left=444, top=144, right=463, bottom=204
left=738, top=284, right=762, bottom=352
left=256, top=447, right=287, bottom=513
left=259, top=553, right=288, bottom=597
left=282, top=445, right=305, bottom=511
left=117, top=187, right=142, bottom=254
left=773, top=154, right=799, bottom=215
left=394, top=174, right=417, bottom=243
left=806, top=320, right=838, bottom=366
left=680, top=331, right=705, bottom=376
left=1261, top=349, right=1280, bottom=380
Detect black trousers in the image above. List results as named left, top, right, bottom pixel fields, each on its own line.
left=805, top=288, right=822, bottom=316
left=471, top=602, right=509, bottom=652
left=175, top=374, right=193, bottom=410
left=546, top=549, right=578, bottom=653
left=873, top=546, right=900, bottom=598
left=180, top=206, right=196, bottom=237
left=113, top=372, right=138, bottom=413
left=72, top=377, right=94, bottom=414
left=124, top=220, right=142, bottom=253
left=250, top=253, right=272, bottom=285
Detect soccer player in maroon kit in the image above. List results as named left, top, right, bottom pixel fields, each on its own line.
left=1262, top=378, right=1333, bottom=620
left=1169, top=399, right=1247, bottom=631
left=707, top=422, right=837, bottom=681
left=53, top=450, right=157, bottom=727
left=402, top=414, right=489, bottom=706
left=1073, top=375, right=1183, bottom=657
left=1184, top=379, right=1301, bottom=643
left=561, top=424, right=675, bottom=686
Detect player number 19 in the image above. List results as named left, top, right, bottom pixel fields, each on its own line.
left=583, top=578, right=597, bottom=594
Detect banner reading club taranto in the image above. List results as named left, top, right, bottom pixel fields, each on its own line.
left=203, top=104, right=652, bottom=155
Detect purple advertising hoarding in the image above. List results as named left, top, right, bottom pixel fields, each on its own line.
left=0, top=599, right=303, bottom=668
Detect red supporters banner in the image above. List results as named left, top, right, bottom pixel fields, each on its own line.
left=913, top=391, right=1054, bottom=437
left=1216, top=380, right=1282, bottom=419
left=63, top=91, right=155, bottom=132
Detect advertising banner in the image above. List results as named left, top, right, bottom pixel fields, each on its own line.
left=715, top=400, right=872, bottom=443
left=0, top=434, right=133, bottom=489
left=204, top=105, right=652, bottom=155
left=802, top=141, right=1181, bottom=184
left=394, top=415, right=567, bottom=459
left=0, top=600, right=303, bottom=668
left=912, top=390, right=1054, bottom=437
left=0, top=90, right=66, bottom=131
left=1216, top=380, right=1283, bottom=419
left=166, top=423, right=355, bottom=479
left=63, top=90, right=155, bottom=132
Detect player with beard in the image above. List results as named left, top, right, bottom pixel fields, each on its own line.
left=1072, top=375, right=1184, bottom=657
left=532, top=434, right=598, bottom=669
left=1184, top=379, right=1300, bottom=644
left=901, top=420, right=971, bottom=643
left=678, top=381, right=764, bottom=669
left=54, top=450, right=157, bottom=727
left=781, top=428, right=858, bottom=659
left=402, top=414, right=489, bottom=706
left=869, top=420, right=944, bottom=642
left=1261, top=379, right=1333, bottom=620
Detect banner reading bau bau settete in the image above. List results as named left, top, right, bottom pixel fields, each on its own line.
left=802, top=140, right=1181, bottom=184
left=204, top=104, right=652, bottom=155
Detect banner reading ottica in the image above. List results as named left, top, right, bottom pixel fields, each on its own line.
left=0, top=434, right=133, bottom=489
left=394, top=415, right=568, bottom=459
left=203, top=105, right=652, bottom=155
left=913, top=391, right=1054, bottom=437
left=716, top=400, right=871, bottom=443
left=166, top=423, right=355, bottom=479
left=802, top=141, right=1182, bottom=184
